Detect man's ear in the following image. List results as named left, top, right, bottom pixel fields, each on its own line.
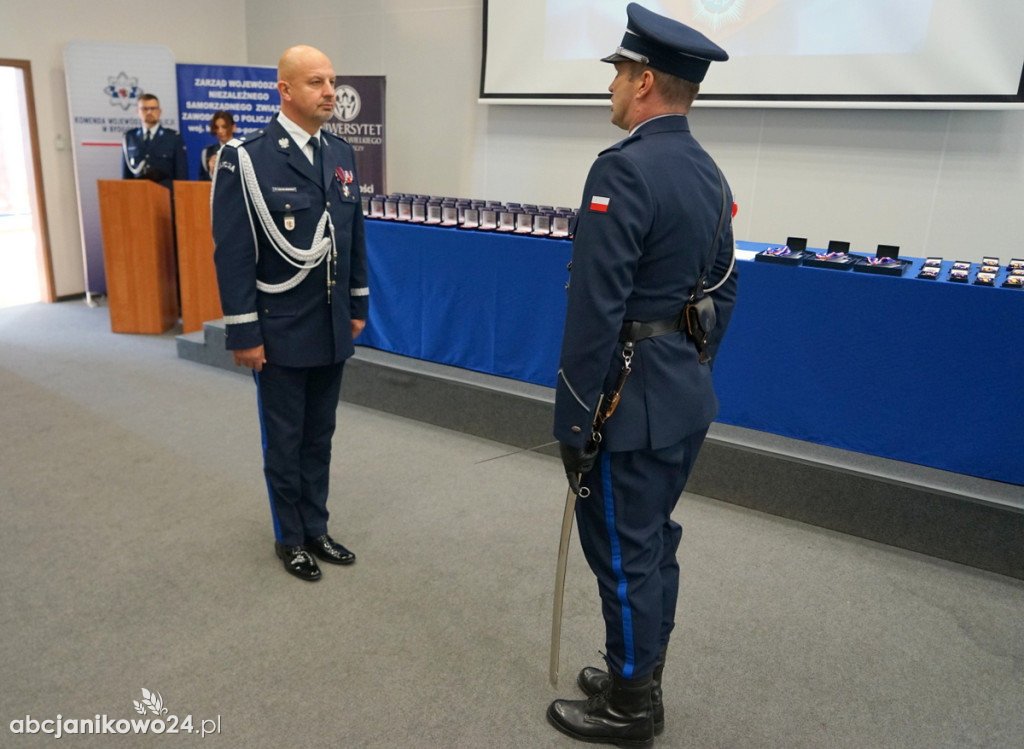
left=636, top=69, right=656, bottom=99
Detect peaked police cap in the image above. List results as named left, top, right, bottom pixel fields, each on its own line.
left=601, top=2, right=728, bottom=83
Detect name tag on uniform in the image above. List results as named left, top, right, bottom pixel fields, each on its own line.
left=284, top=214, right=295, bottom=231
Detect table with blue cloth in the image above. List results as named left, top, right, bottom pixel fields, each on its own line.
left=358, top=221, right=1024, bottom=486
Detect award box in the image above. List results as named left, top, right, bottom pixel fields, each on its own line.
left=854, top=244, right=911, bottom=276
left=803, top=240, right=858, bottom=270
left=755, top=236, right=808, bottom=265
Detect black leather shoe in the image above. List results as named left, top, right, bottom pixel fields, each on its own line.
left=275, top=542, right=321, bottom=582
left=305, top=534, right=355, bottom=565
left=548, top=671, right=654, bottom=748
left=578, top=658, right=665, bottom=735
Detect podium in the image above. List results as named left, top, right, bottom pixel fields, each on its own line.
left=173, top=181, right=222, bottom=333
left=97, top=180, right=179, bottom=333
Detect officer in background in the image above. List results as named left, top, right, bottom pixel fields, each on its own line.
left=548, top=4, right=738, bottom=746
left=121, top=93, right=187, bottom=188
left=211, top=45, right=369, bottom=582
left=199, top=110, right=236, bottom=181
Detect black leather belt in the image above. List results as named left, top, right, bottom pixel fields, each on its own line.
left=619, top=312, right=685, bottom=343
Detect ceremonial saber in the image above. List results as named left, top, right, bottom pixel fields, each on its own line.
left=550, top=477, right=587, bottom=686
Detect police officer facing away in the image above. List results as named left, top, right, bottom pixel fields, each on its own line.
left=549, top=4, right=737, bottom=746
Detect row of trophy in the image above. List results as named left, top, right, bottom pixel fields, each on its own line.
left=361, top=193, right=577, bottom=239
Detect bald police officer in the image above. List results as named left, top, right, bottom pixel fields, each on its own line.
left=548, top=4, right=738, bottom=746
left=212, top=45, right=368, bottom=582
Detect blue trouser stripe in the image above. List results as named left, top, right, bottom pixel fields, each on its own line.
left=253, top=370, right=283, bottom=542
left=601, top=452, right=636, bottom=678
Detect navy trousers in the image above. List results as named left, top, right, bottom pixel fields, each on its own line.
left=253, top=361, right=345, bottom=546
left=575, top=428, right=708, bottom=679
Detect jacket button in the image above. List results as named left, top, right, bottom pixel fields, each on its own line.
left=571, top=425, right=582, bottom=433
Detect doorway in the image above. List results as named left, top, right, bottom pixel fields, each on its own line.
left=0, top=59, right=54, bottom=309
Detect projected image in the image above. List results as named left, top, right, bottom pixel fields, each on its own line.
left=489, top=0, right=1023, bottom=101
left=545, top=0, right=932, bottom=59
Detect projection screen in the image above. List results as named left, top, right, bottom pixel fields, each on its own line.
left=480, top=0, right=1024, bottom=107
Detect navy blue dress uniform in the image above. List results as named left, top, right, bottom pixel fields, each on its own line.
left=211, top=113, right=369, bottom=579
left=548, top=4, right=737, bottom=746
left=198, top=143, right=219, bottom=181
left=121, top=126, right=188, bottom=188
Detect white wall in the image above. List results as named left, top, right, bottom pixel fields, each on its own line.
left=245, top=0, right=1024, bottom=264
left=0, top=0, right=248, bottom=297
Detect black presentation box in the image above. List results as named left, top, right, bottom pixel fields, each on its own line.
left=854, top=258, right=911, bottom=276
left=755, top=236, right=809, bottom=265
left=853, top=244, right=910, bottom=276
left=803, top=241, right=858, bottom=270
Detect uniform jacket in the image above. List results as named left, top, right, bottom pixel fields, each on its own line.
left=211, top=115, right=369, bottom=369
left=554, top=115, right=738, bottom=452
left=198, top=143, right=220, bottom=181
left=121, top=126, right=188, bottom=187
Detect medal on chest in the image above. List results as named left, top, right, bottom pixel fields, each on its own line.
left=335, top=167, right=355, bottom=199
left=283, top=214, right=295, bottom=231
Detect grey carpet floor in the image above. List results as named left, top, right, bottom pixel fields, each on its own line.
left=1, top=299, right=1022, bottom=748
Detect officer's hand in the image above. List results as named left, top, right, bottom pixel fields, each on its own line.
left=351, top=319, right=366, bottom=339
left=559, top=441, right=599, bottom=495
left=233, top=345, right=266, bottom=372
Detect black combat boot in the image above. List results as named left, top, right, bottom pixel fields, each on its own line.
left=547, top=671, right=654, bottom=748
left=577, top=648, right=666, bottom=735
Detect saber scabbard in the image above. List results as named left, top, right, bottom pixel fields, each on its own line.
left=549, top=480, right=580, bottom=686
left=548, top=344, right=632, bottom=686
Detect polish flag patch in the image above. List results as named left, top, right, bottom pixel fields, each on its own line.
left=589, top=195, right=610, bottom=213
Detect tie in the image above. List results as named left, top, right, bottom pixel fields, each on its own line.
left=143, top=130, right=152, bottom=144
left=309, top=136, right=321, bottom=176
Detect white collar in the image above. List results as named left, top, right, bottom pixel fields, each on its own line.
left=276, top=111, right=321, bottom=149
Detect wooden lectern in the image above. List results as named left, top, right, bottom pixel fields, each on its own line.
left=97, top=180, right=179, bottom=333
left=173, top=181, right=222, bottom=333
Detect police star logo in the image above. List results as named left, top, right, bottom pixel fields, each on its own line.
left=104, top=71, right=142, bottom=110
left=692, top=0, right=744, bottom=30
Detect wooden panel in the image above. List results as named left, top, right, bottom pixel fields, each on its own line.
left=173, top=181, right=222, bottom=333
left=97, top=180, right=178, bottom=333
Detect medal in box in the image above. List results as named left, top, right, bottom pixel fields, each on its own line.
left=802, top=240, right=858, bottom=270
left=917, top=257, right=943, bottom=279
left=755, top=236, right=808, bottom=265
left=948, top=261, right=971, bottom=283
left=854, top=244, right=911, bottom=276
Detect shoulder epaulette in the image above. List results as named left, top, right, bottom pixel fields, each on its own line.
left=229, top=130, right=265, bottom=149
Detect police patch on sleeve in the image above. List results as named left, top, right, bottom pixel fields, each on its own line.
left=589, top=196, right=610, bottom=213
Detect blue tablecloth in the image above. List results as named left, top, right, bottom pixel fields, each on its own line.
left=359, top=221, right=1024, bottom=486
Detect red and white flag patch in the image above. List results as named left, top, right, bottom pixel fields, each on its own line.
left=589, top=195, right=610, bottom=213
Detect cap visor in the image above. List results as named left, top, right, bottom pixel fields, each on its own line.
left=601, top=51, right=631, bottom=63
